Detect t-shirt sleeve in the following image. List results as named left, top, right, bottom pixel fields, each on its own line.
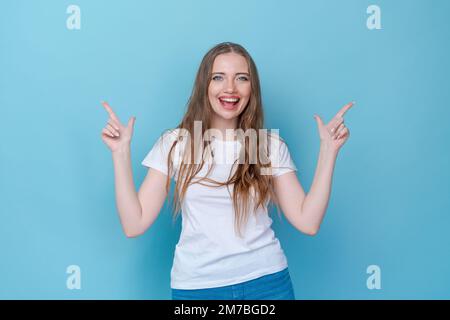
left=270, top=136, right=298, bottom=177
left=141, top=131, right=176, bottom=178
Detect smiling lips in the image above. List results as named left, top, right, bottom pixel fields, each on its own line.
left=218, top=95, right=240, bottom=110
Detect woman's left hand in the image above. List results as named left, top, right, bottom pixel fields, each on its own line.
left=313, top=101, right=355, bottom=152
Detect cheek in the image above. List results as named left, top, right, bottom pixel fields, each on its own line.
left=240, top=84, right=251, bottom=99
left=208, top=84, right=220, bottom=99
left=208, top=90, right=220, bottom=109
left=208, top=80, right=221, bottom=91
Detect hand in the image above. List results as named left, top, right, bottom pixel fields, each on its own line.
left=313, top=101, right=355, bottom=152
left=100, top=101, right=136, bottom=153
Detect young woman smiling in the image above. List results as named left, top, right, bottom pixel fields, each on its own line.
left=100, top=42, right=354, bottom=300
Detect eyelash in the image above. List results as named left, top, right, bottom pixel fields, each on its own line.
left=212, top=75, right=249, bottom=81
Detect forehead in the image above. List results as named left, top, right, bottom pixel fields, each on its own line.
left=212, top=53, right=249, bottom=72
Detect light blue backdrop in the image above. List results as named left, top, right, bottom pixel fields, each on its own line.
left=1, top=0, right=449, bottom=299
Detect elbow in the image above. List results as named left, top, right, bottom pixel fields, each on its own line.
left=305, top=229, right=318, bottom=236
left=124, top=228, right=142, bottom=238
left=301, top=226, right=319, bottom=236
left=125, top=232, right=140, bottom=238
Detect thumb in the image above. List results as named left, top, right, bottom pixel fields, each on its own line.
left=127, top=116, right=136, bottom=129
left=313, top=114, right=324, bottom=128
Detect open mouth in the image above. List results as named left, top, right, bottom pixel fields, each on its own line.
left=218, top=97, right=240, bottom=110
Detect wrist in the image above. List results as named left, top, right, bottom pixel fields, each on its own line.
left=112, top=144, right=131, bottom=156
left=319, top=141, right=339, bottom=157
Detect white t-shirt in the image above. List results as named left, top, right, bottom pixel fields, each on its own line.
left=141, top=129, right=298, bottom=289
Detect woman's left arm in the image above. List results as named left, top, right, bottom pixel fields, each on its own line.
left=273, top=101, right=355, bottom=236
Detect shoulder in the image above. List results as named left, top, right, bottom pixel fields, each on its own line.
left=154, top=128, right=192, bottom=162
left=266, top=131, right=296, bottom=167
left=156, top=128, right=184, bottom=148
left=160, top=128, right=180, bottom=141
left=267, top=130, right=290, bottom=152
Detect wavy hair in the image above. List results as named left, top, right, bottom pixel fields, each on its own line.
left=162, top=42, right=282, bottom=238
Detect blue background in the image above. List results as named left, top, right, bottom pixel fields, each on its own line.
left=1, top=0, right=449, bottom=299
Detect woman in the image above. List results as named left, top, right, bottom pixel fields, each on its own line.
left=100, top=42, right=354, bottom=300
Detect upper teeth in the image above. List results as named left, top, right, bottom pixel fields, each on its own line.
left=221, top=98, right=239, bottom=102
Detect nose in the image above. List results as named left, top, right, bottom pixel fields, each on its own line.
left=224, top=77, right=237, bottom=93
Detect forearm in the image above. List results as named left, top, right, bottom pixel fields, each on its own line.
left=300, top=142, right=338, bottom=233
left=111, top=145, right=143, bottom=236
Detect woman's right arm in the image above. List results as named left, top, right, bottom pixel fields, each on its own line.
left=101, top=101, right=168, bottom=238
left=112, top=147, right=168, bottom=238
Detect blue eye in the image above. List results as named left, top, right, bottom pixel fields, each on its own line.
left=211, top=75, right=249, bottom=81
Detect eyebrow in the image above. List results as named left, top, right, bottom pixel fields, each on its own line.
left=212, top=72, right=250, bottom=76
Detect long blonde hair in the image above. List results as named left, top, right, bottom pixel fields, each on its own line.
left=162, top=42, right=282, bottom=238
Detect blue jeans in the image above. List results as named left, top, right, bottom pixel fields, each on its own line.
left=171, top=267, right=295, bottom=300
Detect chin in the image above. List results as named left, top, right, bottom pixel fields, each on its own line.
left=214, top=107, right=241, bottom=118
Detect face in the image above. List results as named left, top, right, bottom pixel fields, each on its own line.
left=208, top=52, right=251, bottom=127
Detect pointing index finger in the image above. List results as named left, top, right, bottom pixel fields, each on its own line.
left=101, top=101, right=119, bottom=122
left=336, top=101, right=355, bottom=118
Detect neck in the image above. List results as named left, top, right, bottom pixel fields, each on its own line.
left=210, top=117, right=238, bottom=141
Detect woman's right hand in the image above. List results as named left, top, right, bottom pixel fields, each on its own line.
left=100, top=101, right=136, bottom=153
